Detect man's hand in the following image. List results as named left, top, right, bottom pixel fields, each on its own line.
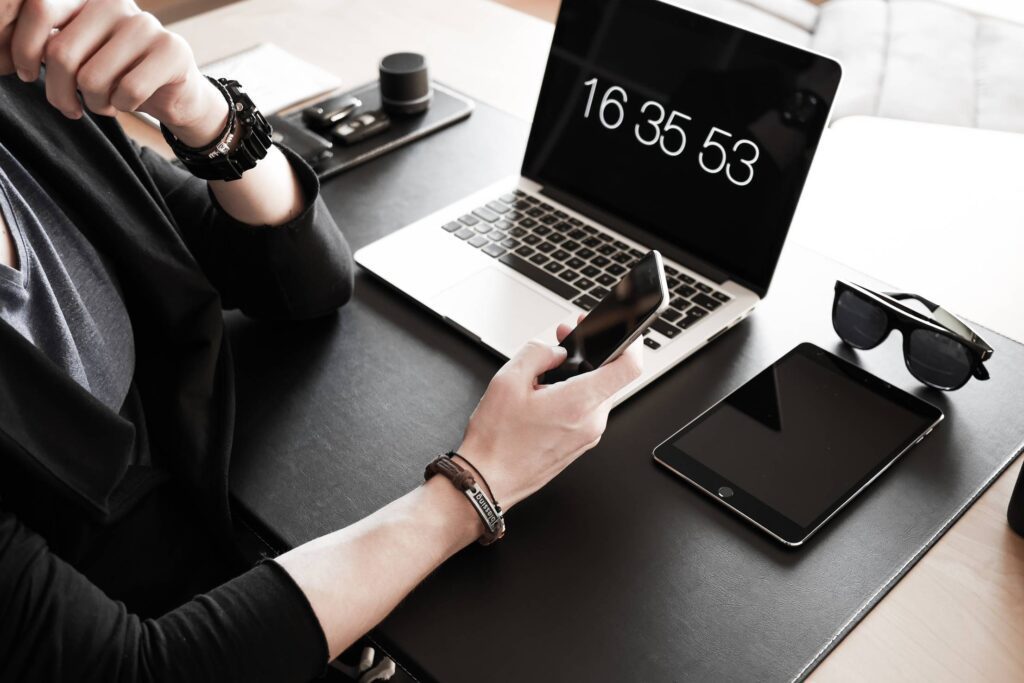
left=457, top=320, right=644, bottom=509
left=0, top=0, right=227, bottom=146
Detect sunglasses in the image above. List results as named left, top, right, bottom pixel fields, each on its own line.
left=832, top=281, right=993, bottom=391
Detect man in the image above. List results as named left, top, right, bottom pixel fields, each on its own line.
left=0, top=0, right=643, bottom=680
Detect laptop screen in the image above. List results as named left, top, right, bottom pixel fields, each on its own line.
left=521, top=0, right=841, bottom=296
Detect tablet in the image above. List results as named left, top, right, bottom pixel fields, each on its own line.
left=653, top=343, right=943, bottom=546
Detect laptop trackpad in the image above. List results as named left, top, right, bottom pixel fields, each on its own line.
left=430, top=267, right=572, bottom=353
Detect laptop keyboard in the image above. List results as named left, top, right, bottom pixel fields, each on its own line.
left=442, top=189, right=732, bottom=348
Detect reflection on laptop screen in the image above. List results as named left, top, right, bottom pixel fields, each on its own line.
left=522, top=0, right=841, bottom=296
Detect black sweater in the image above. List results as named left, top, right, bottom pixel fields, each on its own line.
left=0, top=76, right=352, bottom=681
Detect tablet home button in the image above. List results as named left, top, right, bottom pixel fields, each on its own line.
left=718, top=486, right=734, bottom=499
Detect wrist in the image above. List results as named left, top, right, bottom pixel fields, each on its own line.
left=163, top=76, right=231, bottom=148
left=421, top=476, right=484, bottom=552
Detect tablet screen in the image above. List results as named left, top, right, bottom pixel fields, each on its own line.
left=655, top=344, right=942, bottom=544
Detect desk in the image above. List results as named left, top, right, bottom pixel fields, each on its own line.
left=159, top=1, right=1024, bottom=679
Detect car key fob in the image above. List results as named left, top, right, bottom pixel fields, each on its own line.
left=302, top=94, right=362, bottom=129
left=267, top=115, right=333, bottom=164
left=331, top=110, right=392, bottom=145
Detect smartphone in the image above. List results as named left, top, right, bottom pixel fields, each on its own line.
left=540, top=250, right=669, bottom=384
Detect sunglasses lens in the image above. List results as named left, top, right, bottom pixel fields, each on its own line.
left=834, top=290, right=889, bottom=348
left=907, top=329, right=974, bottom=390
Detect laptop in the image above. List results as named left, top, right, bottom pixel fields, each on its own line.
left=355, top=0, right=842, bottom=403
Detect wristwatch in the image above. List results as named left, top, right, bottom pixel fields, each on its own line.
left=161, top=77, right=272, bottom=181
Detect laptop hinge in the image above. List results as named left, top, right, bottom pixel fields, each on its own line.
left=538, top=185, right=733, bottom=286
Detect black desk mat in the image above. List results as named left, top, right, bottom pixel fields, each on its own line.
left=225, top=101, right=1024, bottom=682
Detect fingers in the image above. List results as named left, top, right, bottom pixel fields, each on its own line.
left=505, top=340, right=567, bottom=381
left=562, top=337, right=644, bottom=408
left=43, top=0, right=135, bottom=117
left=10, top=0, right=80, bottom=82
left=0, top=22, right=15, bottom=75
left=111, top=30, right=190, bottom=115
left=77, top=11, right=160, bottom=115
left=555, top=314, right=585, bottom=343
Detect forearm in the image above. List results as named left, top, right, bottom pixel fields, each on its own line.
left=275, top=476, right=483, bottom=661
left=165, top=80, right=306, bottom=226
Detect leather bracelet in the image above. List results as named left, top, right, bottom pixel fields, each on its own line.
left=425, top=454, right=505, bottom=545
left=449, top=451, right=496, bottom=501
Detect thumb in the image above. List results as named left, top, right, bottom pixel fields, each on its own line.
left=506, top=340, right=567, bottom=380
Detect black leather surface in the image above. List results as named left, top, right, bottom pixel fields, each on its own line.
left=226, top=101, right=1024, bottom=682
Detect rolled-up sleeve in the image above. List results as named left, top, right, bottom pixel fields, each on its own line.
left=0, top=508, right=328, bottom=682
left=137, top=144, right=354, bottom=320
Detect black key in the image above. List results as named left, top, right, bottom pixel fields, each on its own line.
left=568, top=228, right=588, bottom=241
left=529, top=253, right=549, bottom=266
left=575, top=277, right=594, bottom=290
left=539, top=202, right=555, bottom=210
left=443, top=221, right=461, bottom=232
left=597, top=232, right=614, bottom=242
left=474, top=223, right=493, bottom=234
left=613, top=240, right=630, bottom=250
left=696, top=282, right=713, bottom=293
left=591, top=255, right=611, bottom=268
left=551, top=249, right=571, bottom=262
left=455, top=228, right=474, bottom=240
left=596, top=274, right=616, bottom=287
left=537, top=241, right=556, bottom=254
left=562, top=240, right=581, bottom=252
left=607, top=264, right=627, bottom=276
left=651, top=319, right=681, bottom=339
left=520, top=217, right=538, bottom=229
left=553, top=210, right=568, bottom=219
left=598, top=244, right=617, bottom=256
left=473, top=206, right=500, bottom=222
left=500, top=237, right=519, bottom=249
left=665, top=265, right=680, bottom=277
left=468, top=235, right=488, bottom=247
left=712, top=291, right=731, bottom=303
left=679, top=309, right=707, bottom=329
left=568, top=217, right=583, bottom=226
left=510, top=226, right=528, bottom=238
left=613, top=252, right=632, bottom=264
left=692, top=293, right=721, bottom=311
left=629, top=248, right=644, bottom=258
left=526, top=207, right=544, bottom=218
left=525, top=195, right=540, bottom=204
left=662, top=308, right=682, bottom=322
left=583, top=236, right=602, bottom=248
left=689, top=306, right=708, bottom=319
left=548, top=232, right=566, bottom=244
left=544, top=261, right=564, bottom=274
left=559, top=269, right=580, bottom=283
left=515, top=245, right=535, bottom=258
left=676, top=284, right=697, bottom=298
left=500, top=193, right=517, bottom=203
left=495, top=219, right=514, bottom=231
left=507, top=211, right=523, bottom=222
left=574, top=294, right=599, bottom=311
left=534, top=225, right=552, bottom=237
left=576, top=247, right=595, bottom=260
left=459, top=214, right=479, bottom=226
left=667, top=277, right=680, bottom=289
left=513, top=199, right=531, bottom=210
left=681, top=274, right=696, bottom=284
left=513, top=189, right=527, bottom=197
left=487, top=201, right=510, bottom=214
left=482, top=243, right=506, bottom=258
left=553, top=221, right=574, bottom=233
left=590, top=286, right=610, bottom=298
left=581, top=224, right=598, bottom=235
left=670, top=297, right=691, bottom=311
left=644, top=337, right=661, bottom=350
left=498, top=254, right=579, bottom=300
left=540, top=214, right=559, bottom=226
left=581, top=265, right=600, bottom=278
left=567, top=257, right=586, bottom=270
left=523, top=234, right=541, bottom=246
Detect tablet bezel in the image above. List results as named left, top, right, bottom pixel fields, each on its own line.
left=652, top=343, right=944, bottom=546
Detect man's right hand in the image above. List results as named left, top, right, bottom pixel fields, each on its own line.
left=457, top=323, right=644, bottom=510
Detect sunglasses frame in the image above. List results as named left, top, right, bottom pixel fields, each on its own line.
left=832, top=280, right=993, bottom=390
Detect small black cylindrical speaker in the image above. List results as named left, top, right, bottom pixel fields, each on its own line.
left=379, top=52, right=432, bottom=115
left=1008, top=463, right=1024, bottom=536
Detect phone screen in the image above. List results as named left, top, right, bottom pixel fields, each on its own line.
left=541, top=251, right=666, bottom=384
